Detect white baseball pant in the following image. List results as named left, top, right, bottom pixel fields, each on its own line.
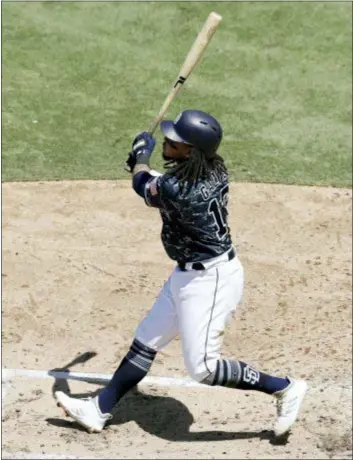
left=134, top=249, right=244, bottom=383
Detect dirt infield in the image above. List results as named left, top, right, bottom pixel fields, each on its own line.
left=2, top=181, right=352, bottom=459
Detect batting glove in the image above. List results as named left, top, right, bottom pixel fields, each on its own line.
left=132, top=131, right=156, bottom=166
left=125, top=151, right=137, bottom=173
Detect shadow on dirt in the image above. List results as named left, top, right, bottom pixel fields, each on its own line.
left=46, top=353, right=289, bottom=445
left=49, top=351, right=99, bottom=398
left=109, top=388, right=287, bottom=445
left=47, top=389, right=287, bottom=444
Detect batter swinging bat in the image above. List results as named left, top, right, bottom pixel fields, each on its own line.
left=148, top=11, right=223, bottom=134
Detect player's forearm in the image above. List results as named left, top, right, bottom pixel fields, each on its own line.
left=132, top=167, right=153, bottom=199
left=132, top=164, right=151, bottom=177
left=132, top=164, right=162, bottom=199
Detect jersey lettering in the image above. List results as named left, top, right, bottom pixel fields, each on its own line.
left=143, top=172, right=232, bottom=262
left=208, top=185, right=229, bottom=240
left=200, top=185, right=210, bottom=200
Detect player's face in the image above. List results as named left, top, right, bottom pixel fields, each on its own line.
left=162, top=137, right=192, bottom=162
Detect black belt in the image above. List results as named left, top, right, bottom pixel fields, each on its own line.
left=178, top=248, right=235, bottom=271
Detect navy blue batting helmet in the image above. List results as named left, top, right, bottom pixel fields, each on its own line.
left=160, top=110, right=223, bottom=154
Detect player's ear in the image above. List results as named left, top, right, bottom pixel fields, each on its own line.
left=185, top=146, right=193, bottom=158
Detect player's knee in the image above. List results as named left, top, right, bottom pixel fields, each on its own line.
left=185, top=357, right=218, bottom=385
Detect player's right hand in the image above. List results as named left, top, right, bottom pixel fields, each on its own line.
left=125, top=151, right=137, bottom=173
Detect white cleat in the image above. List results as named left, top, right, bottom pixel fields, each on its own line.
left=54, top=391, right=112, bottom=433
left=273, top=378, right=308, bottom=437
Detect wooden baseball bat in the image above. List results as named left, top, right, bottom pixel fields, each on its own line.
left=148, top=11, right=222, bottom=134
left=125, top=12, right=222, bottom=172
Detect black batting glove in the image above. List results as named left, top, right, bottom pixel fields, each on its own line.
left=125, top=151, right=137, bottom=173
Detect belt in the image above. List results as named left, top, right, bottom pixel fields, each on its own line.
left=178, top=248, right=235, bottom=271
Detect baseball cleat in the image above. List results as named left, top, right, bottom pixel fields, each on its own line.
left=273, top=378, right=308, bottom=436
left=54, top=391, right=112, bottom=433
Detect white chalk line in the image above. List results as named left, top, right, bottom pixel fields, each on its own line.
left=1, top=367, right=205, bottom=388
left=2, top=367, right=353, bottom=395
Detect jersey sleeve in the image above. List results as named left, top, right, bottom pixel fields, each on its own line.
left=144, top=174, right=178, bottom=209
left=144, top=175, right=163, bottom=208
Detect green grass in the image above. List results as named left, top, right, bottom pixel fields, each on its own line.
left=2, top=1, right=352, bottom=186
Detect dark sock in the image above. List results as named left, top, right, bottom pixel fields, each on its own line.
left=98, top=339, right=156, bottom=413
left=212, top=359, right=290, bottom=395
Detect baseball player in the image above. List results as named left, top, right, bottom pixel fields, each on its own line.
left=55, top=110, right=307, bottom=435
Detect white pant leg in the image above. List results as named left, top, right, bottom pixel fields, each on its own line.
left=171, top=256, right=244, bottom=382
left=134, top=274, right=179, bottom=351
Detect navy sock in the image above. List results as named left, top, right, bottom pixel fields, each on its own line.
left=212, top=359, right=290, bottom=395
left=98, top=339, right=156, bottom=414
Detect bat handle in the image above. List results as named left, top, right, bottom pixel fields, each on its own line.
left=148, top=120, right=160, bottom=136
left=148, top=83, right=183, bottom=136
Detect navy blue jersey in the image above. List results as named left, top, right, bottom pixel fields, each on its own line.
left=144, top=170, right=232, bottom=263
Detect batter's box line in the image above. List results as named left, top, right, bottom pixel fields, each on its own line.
left=2, top=367, right=352, bottom=392
left=1, top=367, right=207, bottom=389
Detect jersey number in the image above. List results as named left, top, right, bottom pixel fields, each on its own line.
left=208, top=186, right=229, bottom=240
